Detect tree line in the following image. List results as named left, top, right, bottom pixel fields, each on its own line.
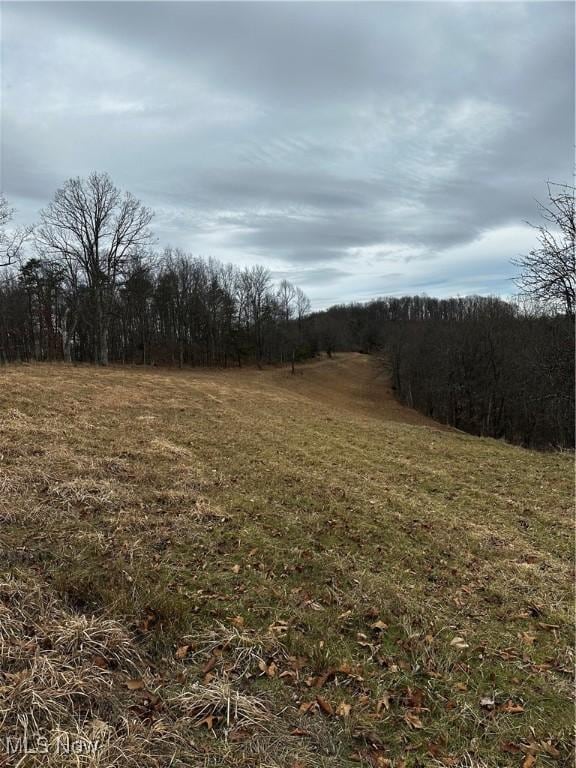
left=0, top=174, right=310, bottom=367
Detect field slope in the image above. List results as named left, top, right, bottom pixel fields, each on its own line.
left=0, top=355, right=573, bottom=767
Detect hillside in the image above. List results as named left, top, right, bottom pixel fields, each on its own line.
left=0, top=355, right=573, bottom=767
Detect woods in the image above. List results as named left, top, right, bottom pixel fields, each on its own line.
left=0, top=174, right=310, bottom=367
left=0, top=250, right=310, bottom=368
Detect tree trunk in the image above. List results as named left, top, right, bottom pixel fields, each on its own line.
left=62, top=307, right=78, bottom=363
left=63, top=339, right=72, bottom=364
left=94, top=288, right=110, bottom=366
left=99, top=323, right=109, bottom=366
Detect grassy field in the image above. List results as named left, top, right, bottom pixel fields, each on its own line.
left=0, top=354, right=573, bottom=767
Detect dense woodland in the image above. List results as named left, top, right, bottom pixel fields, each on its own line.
left=0, top=252, right=311, bottom=368
left=0, top=174, right=310, bottom=367
left=0, top=174, right=574, bottom=449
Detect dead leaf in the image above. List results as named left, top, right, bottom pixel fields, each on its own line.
left=268, top=620, right=289, bottom=635
left=228, top=729, right=250, bottom=742
left=258, top=658, right=277, bottom=677
left=139, top=610, right=158, bottom=632
left=197, top=714, right=218, bottom=729
left=175, top=644, right=190, bottom=660
left=500, top=742, right=522, bottom=754
left=126, top=678, right=145, bottom=690
left=336, top=701, right=352, bottom=718
left=376, top=693, right=391, bottom=713
left=540, top=742, right=560, bottom=758
left=499, top=700, right=525, bottom=714
left=316, top=696, right=334, bottom=716
left=370, top=620, right=388, bottom=631
left=367, top=754, right=392, bottom=768
left=404, top=687, right=424, bottom=709
left=403, top=711, right=423, bottom=729
left=202, top=651, right=220, bottom=675
left=521, top=756, right=537, bottom=768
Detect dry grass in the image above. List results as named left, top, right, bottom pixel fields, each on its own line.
left=0, top=354, right=573, bottom=767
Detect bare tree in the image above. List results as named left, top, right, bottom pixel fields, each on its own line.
left=277, top=279, right=297, bottom=323
left=36, top=172, right=153, bottom=364
left=295, top=286, right=311, bottom=329
left=0, top=195, right=31, bottom=267
left=238, top=265, right=271, bottom=364
left=514, top=182, right=575, bottom=316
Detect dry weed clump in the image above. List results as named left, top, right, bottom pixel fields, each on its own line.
left=0, top=573, right=189, bottom=767
left=167, top=679, right=332, bottom=768
left=180, top=622, right=289, bottom=680
left=170, top=680, right=273, bottom=730
left=49, top=478, right=130, bottom=513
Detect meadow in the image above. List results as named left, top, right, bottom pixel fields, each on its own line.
left=0, top=354, right=572, bottom=767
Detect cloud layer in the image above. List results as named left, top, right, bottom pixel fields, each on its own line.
left=2, top=1, right=574, bottom=306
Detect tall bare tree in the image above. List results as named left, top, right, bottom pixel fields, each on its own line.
left=277, top=279, right=297, bottom=323
left=0, top=195, right=31, bottom=268
left=295, top=286, right=311, bottom=329
left=514, top=182, right=575, bottom=316
left=238, top=265, right=271, bottom=364
left=36, top=172, right=153, bottom=364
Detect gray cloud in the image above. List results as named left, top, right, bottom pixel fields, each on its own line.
left=1, top=1, right=573, bottom=307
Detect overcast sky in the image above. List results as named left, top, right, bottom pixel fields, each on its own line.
left=1, top=1, right=574, bottom=307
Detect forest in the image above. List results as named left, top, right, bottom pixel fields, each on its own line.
left=0, top=173, right=574, bottom=449
left=0, top=251, right=311, bottom=369
left=0, top=173, right=310, bottom=368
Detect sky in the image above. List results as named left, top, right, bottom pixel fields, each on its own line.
left=1, top=1, right=574, bottom=308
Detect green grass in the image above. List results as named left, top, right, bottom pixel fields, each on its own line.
left=0, top=355, right=573, bottom=767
